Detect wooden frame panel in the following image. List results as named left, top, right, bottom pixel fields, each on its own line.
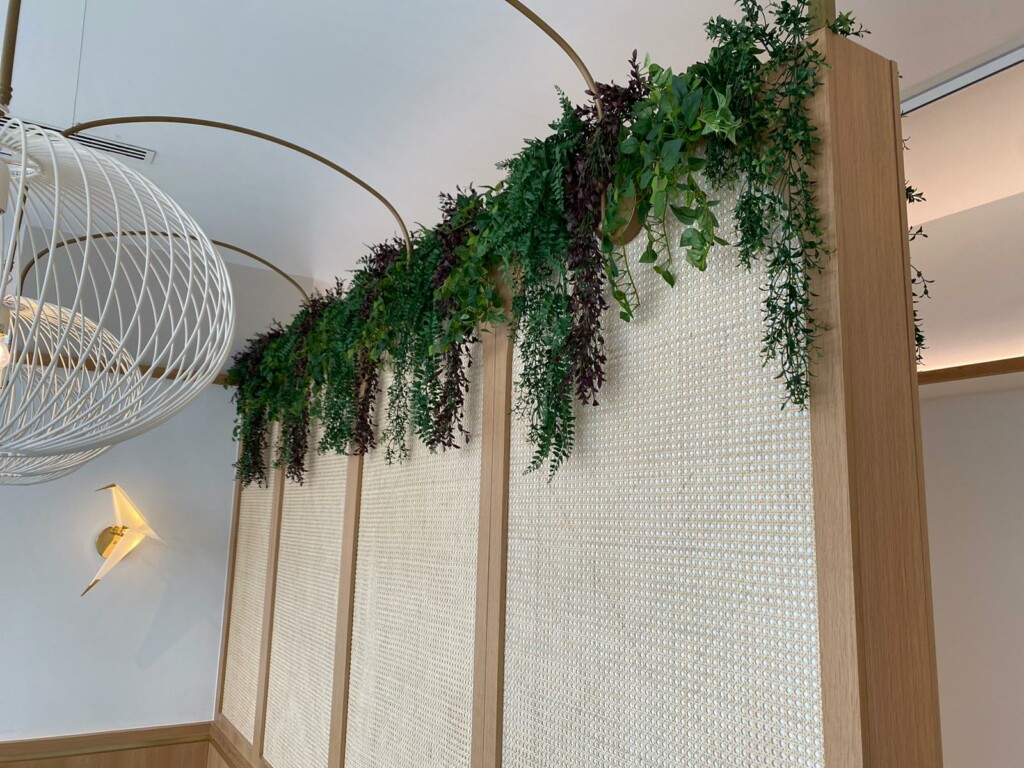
left=215, top=452, right=245, bottom=715
left=470, top=312, right=514, bottom=768
left=215, top=438, right=284, bottom=766
left=212, top=33, right=944, bottom=768
left=807, top=31, right=943, bottom=767
left=252, top=468, right=286, bottom=761
left=326, top=455, right=365, bottom=767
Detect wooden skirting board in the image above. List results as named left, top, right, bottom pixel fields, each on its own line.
left=0, top=723, right=212, bottom=766
left=0, top=722, right=271, bottom=768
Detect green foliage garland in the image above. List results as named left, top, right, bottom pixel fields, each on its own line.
left=228, top=0, right=915, bottom=486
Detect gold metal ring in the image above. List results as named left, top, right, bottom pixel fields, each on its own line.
left=503, top=0, right=603, bottom=120
left=20, top=231, right=308, bottom=301
left=62, top=116, right=413, bottom=260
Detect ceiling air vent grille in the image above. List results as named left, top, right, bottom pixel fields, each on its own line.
left=0, top=116, right=157, bottom=163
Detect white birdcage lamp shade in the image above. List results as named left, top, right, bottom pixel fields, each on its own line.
left=0, top=118, right=234, bottom=478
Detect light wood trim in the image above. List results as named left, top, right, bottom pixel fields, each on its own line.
left=810, top=0, right=837, bottom=29
left=0, top=723, right=211, bottom=763
left=216, top=459, right=245, bottom=714
left=252, top=466, right=287, bottom=760
left=0, top=743, right=210, bottom=768
left=207, top=742, right=232, bottom=768
left=210, top=716, right=255, bottom=768
left=470, top=283, right=515, bottom=768
left=326, top=454, right=365, bottom=767
left=890, top=61, right=944, bottom=768
left=11, top=350, right=231, bottom=388
left=918, top=355, right=1024, bottom=385
left=807, top=31, right=943, bottom=767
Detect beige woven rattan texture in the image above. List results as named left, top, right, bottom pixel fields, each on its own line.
left=222, top=428, right=278, bottom=742
left=264, top=424, right=347, bottom=768
left=344, top=364, right=482, bottom=768
left=502, top=188, right=825, bottom=767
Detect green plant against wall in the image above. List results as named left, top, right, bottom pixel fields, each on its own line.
left=228, top=0, right=926, bottom=487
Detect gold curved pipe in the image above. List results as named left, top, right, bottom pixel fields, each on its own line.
left=61, top=116, right=413, bottom=260
left=503, top=0, right=603, bottom=121
left=20, top=231, right=309, bottom=302
left=0, top=0, right=22, bottom=111
left=211, top=240, right=308, bottom=301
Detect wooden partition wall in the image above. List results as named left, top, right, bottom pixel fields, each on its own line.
left=212, top=33, right=942, bottom=768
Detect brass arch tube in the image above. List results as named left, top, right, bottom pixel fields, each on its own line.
left=0, top=0, right=22, bottom=111
left=503, top=0, right=603, bottom=120
left=61, top=116, right=413, bottom=260
left=20, top=231, right=309, bottom=302
left=211, top=240, right=309, bottom=301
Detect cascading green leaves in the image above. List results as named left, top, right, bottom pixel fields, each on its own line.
left=227, top=0, right=920, bottom=487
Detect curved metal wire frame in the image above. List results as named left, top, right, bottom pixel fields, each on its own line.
left=21, top=233, right=308, bottom=302
left=213, top=240, right=308, bottom=301
left=0, top=444, right=110, bottom=486
left=62, top=116, right=414, bottom=261
left=503, top=0, right=604, bottom=120
left=0, top=117, right=235, bottom=457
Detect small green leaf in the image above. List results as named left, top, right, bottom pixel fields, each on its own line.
left=679, top=227, right=706, bottom=249
left=670, top=204, right=697, bottom=225
left=652, top=189, right=667, bottom=219
left=681, top=88, right=703, bottom=126
left=660, top=137, right=684, bottom=170
left=639, top=247, right=658, bottom=264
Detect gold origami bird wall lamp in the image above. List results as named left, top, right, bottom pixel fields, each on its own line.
left=82, top=484, right=162, bottom=596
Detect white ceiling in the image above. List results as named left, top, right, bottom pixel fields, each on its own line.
left=3, top=0, right=1023, bottom=369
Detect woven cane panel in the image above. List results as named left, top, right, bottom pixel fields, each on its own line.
left=264, top=423, right=346, bottom=768
left=222, top=428, right=278, bottom=742
left=503, top=191, right=825, bottom=766
left=345, top=363, right=482, bottom=768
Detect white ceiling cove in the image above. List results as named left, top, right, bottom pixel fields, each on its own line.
left=3, top=0, right=1022, bottom=367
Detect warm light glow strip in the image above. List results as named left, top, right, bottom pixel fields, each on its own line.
left=901, top=47, right=1024, bottom=114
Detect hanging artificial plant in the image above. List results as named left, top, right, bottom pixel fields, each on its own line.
left=228, top=0, right=924, bottom=487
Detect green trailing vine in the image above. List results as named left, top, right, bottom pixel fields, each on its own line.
left=228, top=0, right=924, bottom=486
left=906, top=182, right=932, bottom=362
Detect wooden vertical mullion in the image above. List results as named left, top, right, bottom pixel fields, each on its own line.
left=252, top=464, right=286, bottom=762
left=216, top=450, right=244, bottom=715
left=471, top=284, right=515, bottom=768
left=471, top=338, right=497, bottom=767
left=327, top=453, right=365, bottom=768
left=807, top=31, right=943, bottom=767
left=887, top=57, right=944, bottom=765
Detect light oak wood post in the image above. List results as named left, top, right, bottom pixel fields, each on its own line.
left=215, top=456, right=244, bottom=715
left=252, top=466, right=286, bottom=762
left=808, top=31, right=943, bottom=767
left=810, top=0, right=837, bottom=30
left=470, top=285, right=515, bottom=768
left=327, top=454, right=366, bottom=767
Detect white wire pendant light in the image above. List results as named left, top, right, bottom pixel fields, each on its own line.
left=0, top=445, right=110, bottom=485
left=0, top=116, right=234, bottom=484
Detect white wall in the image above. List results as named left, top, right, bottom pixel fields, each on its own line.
left=0, top=387, right=236, bottom=741
left=921, top=383, right=1024, bottom=767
